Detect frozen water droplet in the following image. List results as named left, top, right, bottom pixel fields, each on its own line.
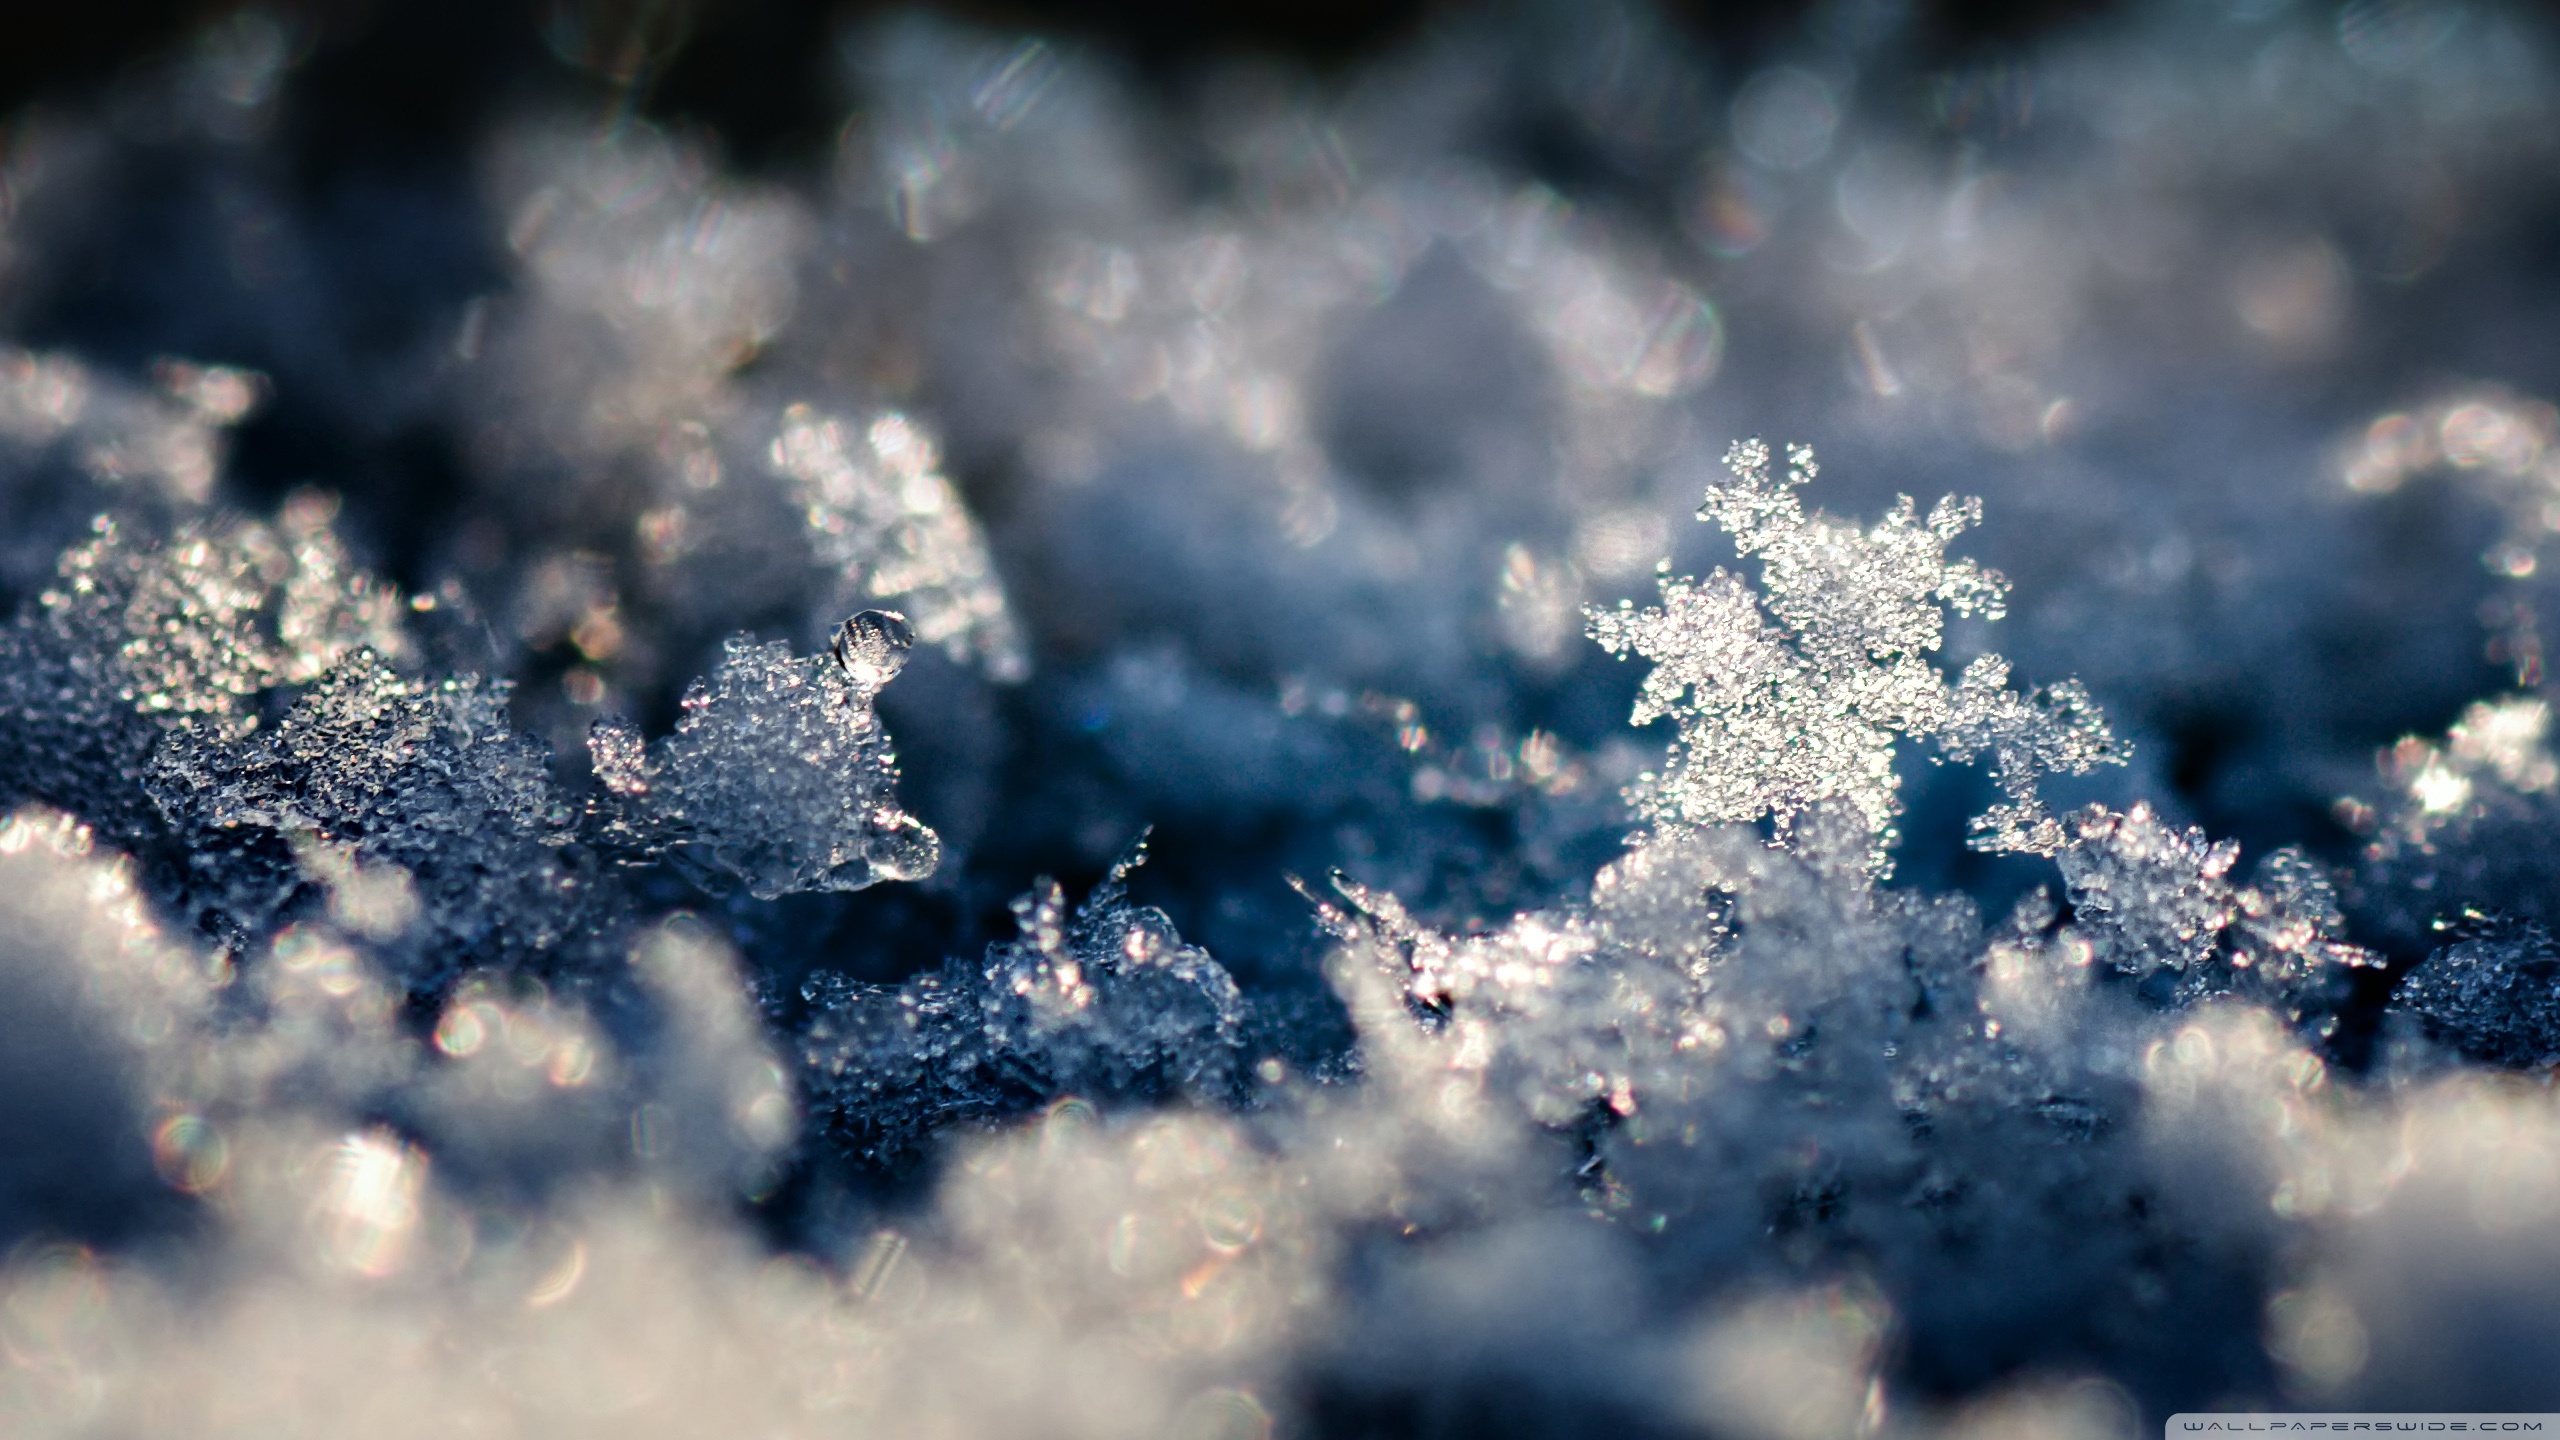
left=853, top=813, right=941, bottom=886
left=833, top=609, right=914, bottom=691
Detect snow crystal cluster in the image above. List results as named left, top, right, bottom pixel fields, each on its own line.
left=589, top=610, right=942, bottom=900
left=1589, top=437, right=2120, bottom=865
left=7, top=0, right=2560, bottom=1434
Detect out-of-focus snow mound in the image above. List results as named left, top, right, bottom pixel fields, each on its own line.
left=8, top=0, right=2560, bottom=1430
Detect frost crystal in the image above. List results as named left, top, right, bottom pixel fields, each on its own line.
left=147, top=649, right=611, bottom=992
left=2390, top=921, right=2560, bottom=1068
left=1, top=348, right=269, bottom=604
left=28, top=508, right=406, bottom=730
left=1587, top=440, right=2121, bottom=868
left=0, top=507, right=410, bottom=847
left=769, top=405, right=1028, bottom=682
left=1310, top=867, right=1680, bottom=1132
left=799, top=837, right=1243, bottom=1165
left=2059, top=802, right=2241, bottom=979
left=587, top=611, right=940, bottom=899
left=22, top=2, right=2560, bottom=1426
left=2059, top=802, right=2376, bottom=1018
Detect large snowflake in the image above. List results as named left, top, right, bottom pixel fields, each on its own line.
left=1587, top=439, right=2123, bottom=870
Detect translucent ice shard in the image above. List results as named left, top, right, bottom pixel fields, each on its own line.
left=1587, top=439, right=2122, bottom=871
left=23, top=505, right=407, bottom=734
left=974, top=838, right=1246, bottom=1100
left=0, top=505, right=411, bottom=849
left=586, top=610, right=941, bottom=899
left=2230, top=847, right=2383, bottom=1013
left=2058, top=802, right=2241, bottom=980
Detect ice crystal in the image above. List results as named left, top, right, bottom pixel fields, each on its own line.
left=63, top=505, right=407, bottom=732
left=2390, top=921, right=2560, bottom=1069
left=1311, top=865, right=1690, bottom=1132
left=146, top=650, right=611, bottom=992
left=2231, top=849, right=2384, bottom=1007
left=1307, top=795, right=2218, bottom=1387
left=1587, top=440, right=2121, bottom=869
left=587, top=611, right=939, bottom=900
left=2058, top=802, right=2242, bottom=980
left=2059, top=802, right=2377, bottom=1019
left=16, top=0, right=2560, bottom=1428
left=0, top=506, right=409, bottom=848
left=0, top=346, right=220, bottom=599
left=768, top=404, right=1028, bottom=681
left=799, top=837, right=1243, bottom=1165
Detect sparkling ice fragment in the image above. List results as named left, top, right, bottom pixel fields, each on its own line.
left=797, top=834, right=1244, bottom=1166
left=586, top=611, right=940, bottom=899
left=2390, top=921, right=2560, bottom=1068
left=2059, top=801, right=2377, bottom=1018
left=147, top=649, right=612, bottom=994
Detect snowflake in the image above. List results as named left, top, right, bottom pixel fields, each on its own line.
left=146, top=648, right=615, bottom=994
left=1587, top=439, right=2122, bottom=870
left=2390, top=919, right=2560, bottom=1068
left=0, top=506, right=412, bottom=856
left=34, top=507, right=409, bottom=736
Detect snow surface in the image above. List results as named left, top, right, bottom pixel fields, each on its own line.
left=4, top=0, right=2560, bottom=1432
